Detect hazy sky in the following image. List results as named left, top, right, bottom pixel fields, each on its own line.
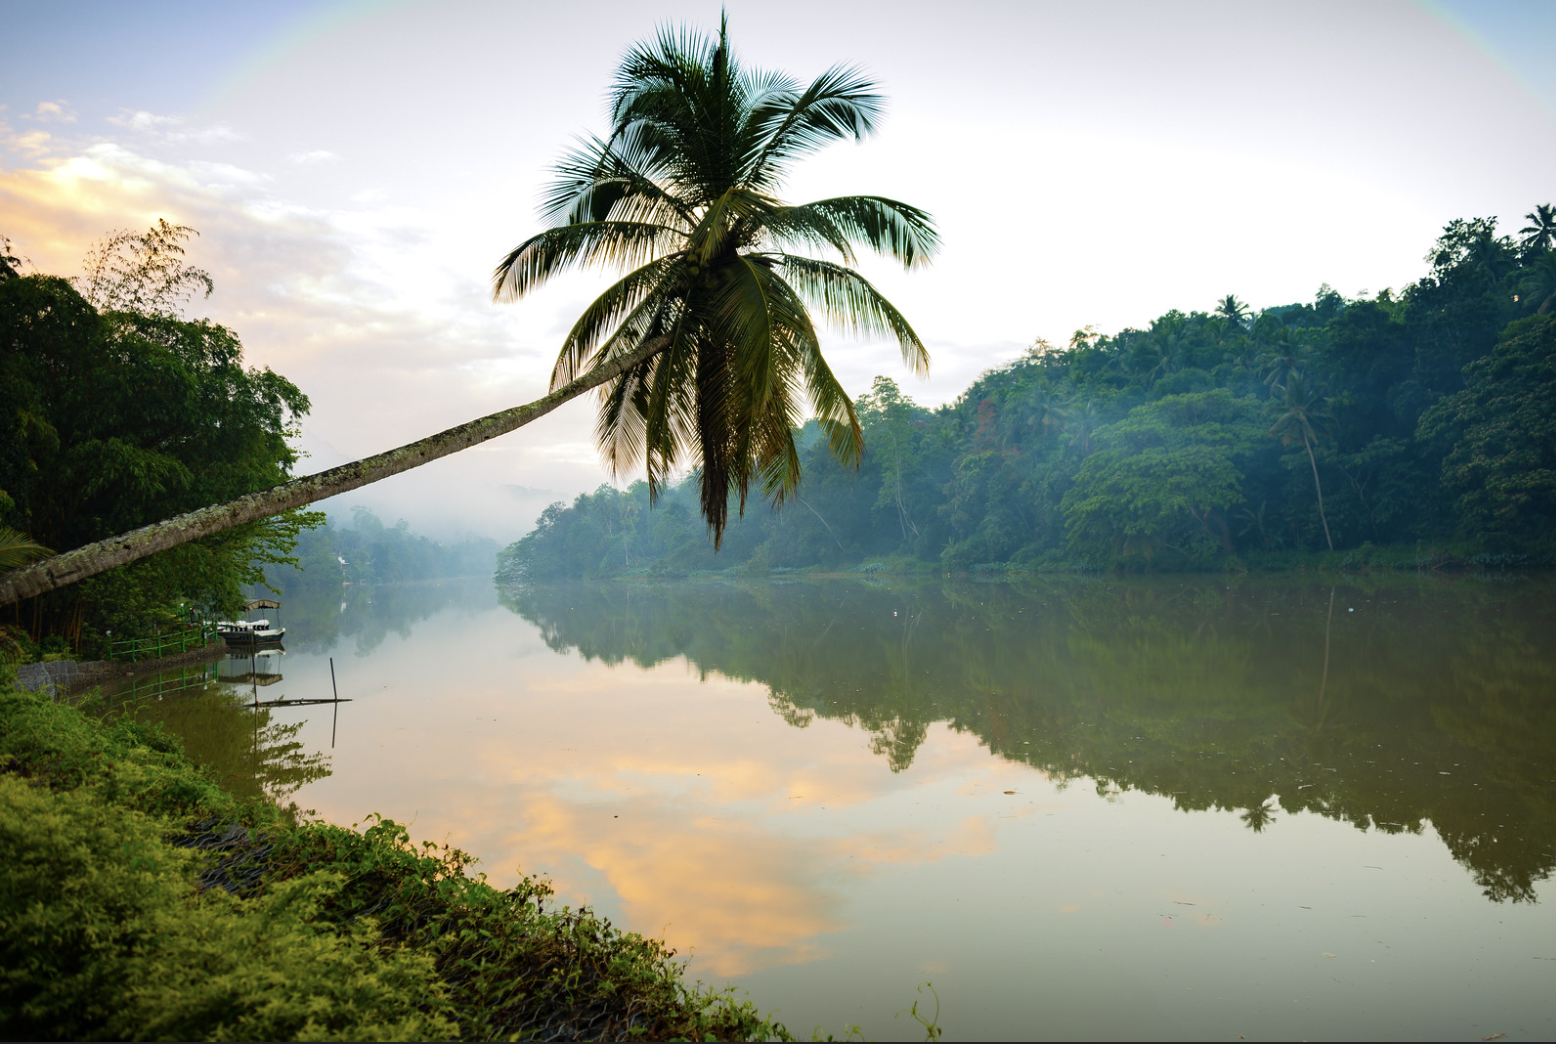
left=4, top=0, right=1554, bottom=541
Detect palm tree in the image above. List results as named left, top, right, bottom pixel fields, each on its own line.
left=1519, top=249, right=1556, bottom=314
left=1519, top=204, right=1556, bottom=253
left=1464, top=227, right=1514, bottom=288
left=491, top=18, right=935, bottom=542
left=1268, top=373, right=1335, bottom=551
left=1214, top=294, right=1250, bottom=332
left=1017, top=386, right=1072, bottom=439
left=1255, top=329, right=1311, bottom=392
left=1065, top=400, right=1104, bottom=456
left=0, top=18, right=937, bottom=605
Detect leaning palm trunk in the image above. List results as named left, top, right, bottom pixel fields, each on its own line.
left=1302, top=430, right=1335, bottom=552
left=0, top=339, right=665, bottom=606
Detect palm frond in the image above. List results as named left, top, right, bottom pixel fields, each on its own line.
left=541, top=131, right=693, bottom=229
left=746, top=65, right=883, bottom=189
left=777, top=196, right=939, bottom=268
left=0, top=526, right=51, bottom=571
left=551, top=255, right=683, bottom=386
left=776, top=255, right=930, bottom=374
left=491, top=221, right=683, bottom=302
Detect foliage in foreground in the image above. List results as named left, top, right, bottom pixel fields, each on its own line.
left=0, top=680, right=783, bottom=1041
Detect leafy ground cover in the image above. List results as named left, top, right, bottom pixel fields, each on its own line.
left=0, top=677, right=793, bottom=1041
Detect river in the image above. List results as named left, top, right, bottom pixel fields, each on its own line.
left=110, top=574, right=1556, bottom=1040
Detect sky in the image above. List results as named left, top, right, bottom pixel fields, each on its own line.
left=3, top=0, right=1554, bottom=542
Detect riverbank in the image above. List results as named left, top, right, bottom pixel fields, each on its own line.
left=14, top=638, right=229, bottom=701
left=0, top=675, right=788, bottom=1041
left=567, top=542, right=1550, bottom=585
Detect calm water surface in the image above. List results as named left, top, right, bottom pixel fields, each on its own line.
left=115, top=576, right=1556, bottom=1040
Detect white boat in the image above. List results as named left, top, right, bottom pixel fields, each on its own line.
left=217, top=598, right=286, bottom=647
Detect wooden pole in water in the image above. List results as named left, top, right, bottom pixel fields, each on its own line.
left=330, top=657, right=339, bottom=749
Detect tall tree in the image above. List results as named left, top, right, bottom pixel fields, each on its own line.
left=1518, top=204, right=1556, bottom=254
left=1519, top=250, right=1556, bottom=315
left=1268, top=373, right=1335, bottom=551
left=0, top=17, right=936, bottom=604
left=1214, top=294, right=1250, bottom=332
left=491, top=17, right=936, bottom=542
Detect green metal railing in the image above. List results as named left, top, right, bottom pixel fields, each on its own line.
left=108, top=622, right=214, bottom=662
left=111, top=663, right=219, bottom=704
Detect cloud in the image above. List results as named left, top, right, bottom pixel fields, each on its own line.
left=0, top=131, right=609, bottom=541
left=3, top=129, right=54, bottom=160
left=28, top=100, right=76, bottom=123
left=106, top=109, right=242, bottom=144
left=288, top=149, right=338, bottom=165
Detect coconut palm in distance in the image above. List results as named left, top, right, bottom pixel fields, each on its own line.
left=492, top=18, right=938, bottom=543
left=1268, top=372, right=1336, bottom=552
left=1519, top=204, right=1556, bottom=253
left=1214, top=294, right=1250, bottom=332
left=0, top=17, right=937, bottom=605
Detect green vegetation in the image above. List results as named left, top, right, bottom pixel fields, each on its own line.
left=0, top=677, right=789, bottom=1040
left=0, top=222, right=319, bottom=653
left=500, top=214, right=1556, bottom=578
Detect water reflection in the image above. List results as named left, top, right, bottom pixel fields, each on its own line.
left=502, top=576, right=1556, bottom=903
left=100, top=659, right=331, bottom=806
left=277, top=578, right=497, bottom=655
left=109, top=575, right=1556, bottom=1037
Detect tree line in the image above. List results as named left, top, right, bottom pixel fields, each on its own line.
left=498, top=209, right=1556, bottom=580
left=261, top=508, right=497, bottom=594
left=0, top=224, right=318, bottom=656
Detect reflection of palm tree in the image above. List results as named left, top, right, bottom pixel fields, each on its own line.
left=1268, top=375, right=1335, bottom=551
left=1289, top=587, right=1338, bottom=738
left=1519, top=204, right=1556, bottom=253
left=1240, top=800, right=1277, bottom=832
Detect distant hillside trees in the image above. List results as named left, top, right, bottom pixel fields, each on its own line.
left=499, top=211, right=1556, bottom=578
left=264, top=508, right=497, bottom=593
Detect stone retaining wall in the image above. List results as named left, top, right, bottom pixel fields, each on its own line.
left=14, top=640, right=229, bottom=700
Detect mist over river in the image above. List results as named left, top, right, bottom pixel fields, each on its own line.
left=115, top=574, right=1556, bottom=1040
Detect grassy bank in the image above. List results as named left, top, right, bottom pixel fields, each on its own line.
left=0, top=677, right=791, bottom=1041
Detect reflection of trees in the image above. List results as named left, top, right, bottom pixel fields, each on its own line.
left=107, top=681, right=330, bottom=805
left=270, top=578, right=496, bottom=656
left=503, top=576, right=1556, bottom=901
